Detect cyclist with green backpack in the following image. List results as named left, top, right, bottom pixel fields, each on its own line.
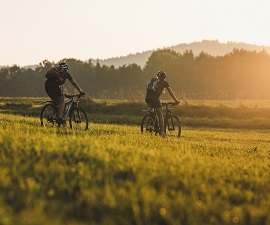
left=145, top=71, right=180, bottom=137
left=45, top=62, right=85, bottom=126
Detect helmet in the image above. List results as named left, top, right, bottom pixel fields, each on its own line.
left=58, top=62, right=68, bottom=69
left=157, top=71, right=167, bottom=79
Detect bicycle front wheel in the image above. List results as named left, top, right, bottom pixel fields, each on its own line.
left=164, top=114, right=181, bottom=138
left=40, top=104, right=57, bottom=128
left=141, top=114, right=156, bottom=135
left=69, top=107, right=89, bottom=130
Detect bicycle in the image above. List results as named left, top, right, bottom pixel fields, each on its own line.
left=40, top=93, right=89, bottom=130
left=140, top=102, right=181, bottom=138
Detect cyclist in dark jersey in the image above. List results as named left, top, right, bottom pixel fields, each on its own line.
left=45, top=62, right=85, bottom=126
left=145, top=71, right=179, bottom=137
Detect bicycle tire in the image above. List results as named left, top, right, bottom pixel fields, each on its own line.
left=40, top=103, right=57, bottom=127
left=69, top=106, right=89, bottom=130
left=164, top=114, right=181, bottom=138
left=141, top=114, right=157, bottom=135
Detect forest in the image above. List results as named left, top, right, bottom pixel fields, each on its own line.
left=1, top=48, right=270, bottom=99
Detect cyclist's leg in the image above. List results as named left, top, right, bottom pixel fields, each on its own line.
left=155, top=98, right=166, bottom=137
left=56, top=85, right=65, bottom=125
left=45, top=81, right=65, bottom=126
left=57, top=95, right=64, bottom=118
left=45, top=81, right=59, bottom=106
left=156, top=107, right=165, bottom=137
left=146, top=97, right=165, bottom=137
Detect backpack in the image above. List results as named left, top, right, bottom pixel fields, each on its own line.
left=45, top=67, right=64, bottom=81
left=146, top=77, right=159, bottom=95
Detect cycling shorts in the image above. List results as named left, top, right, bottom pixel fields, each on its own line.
left=45, top=80, right=64, bottom=100
left=145, top=97, right=162, bottom=108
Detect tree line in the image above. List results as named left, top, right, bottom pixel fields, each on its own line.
left=1, top=48, right=270, bottom=99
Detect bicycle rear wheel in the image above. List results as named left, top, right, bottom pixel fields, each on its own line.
left=40, top=104, right=57, bottom=127
left=164, top=114, right=181, bottom=138
left=141, top=114, right=157, bottom=135
left=69, top=106, right=89, bottom=130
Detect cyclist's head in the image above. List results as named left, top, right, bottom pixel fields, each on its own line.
left=157, top=71, right=167, bottom=79
left=58, top=62, right=68, bottom=70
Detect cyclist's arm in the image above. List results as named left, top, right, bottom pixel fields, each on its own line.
left=70, top=79, right=83, bottom=93
left=166, top=87, right=179, bottom=103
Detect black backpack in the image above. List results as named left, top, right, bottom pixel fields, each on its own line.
left=147, top=78, right=159, bottom=94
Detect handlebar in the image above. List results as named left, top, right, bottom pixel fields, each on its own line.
left=162, top=101, right=179, bottom=107
left=64, top=93, right=85, bottom=99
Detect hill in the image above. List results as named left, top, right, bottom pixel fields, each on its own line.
left=92, top=40, right=270, bottom=68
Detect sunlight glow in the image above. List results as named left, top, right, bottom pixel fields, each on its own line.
left=1, top=0, right=270, bottom=65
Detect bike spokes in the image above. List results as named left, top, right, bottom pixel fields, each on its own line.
left=146, top=118, right=155, bottom=132
left=40, top=104, right=57, bottom=127
left=141, top=114, right=157, bottom=135
left=165, top=115, right=181, bottom=138
left=69, top=107, right=88, bottom=130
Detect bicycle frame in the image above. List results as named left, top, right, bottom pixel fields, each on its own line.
left=40, top=95, right=79, bottom=119
left=145, top=103, right=173, bottom=133
left=63, top=98, right=75, bottom=120
left=40, top=94, right=88, bottom=130
left=162, top=104, right=176, bottom=131
left=141, top=102, right=181, bottom=137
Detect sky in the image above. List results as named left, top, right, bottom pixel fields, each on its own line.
left=1, top=0, right=270, bottom=66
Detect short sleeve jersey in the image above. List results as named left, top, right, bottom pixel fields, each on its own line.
left=147, top=79, right=170, bottom=98
left=60, top=70, right=73, bottom=84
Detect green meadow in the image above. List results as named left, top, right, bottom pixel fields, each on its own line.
left=0, top=98, right=270, bottom=225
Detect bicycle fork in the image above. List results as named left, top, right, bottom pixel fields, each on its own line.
left=72, top=103, right=82, bottom=123
left=166, top=113, right=175, bottom=131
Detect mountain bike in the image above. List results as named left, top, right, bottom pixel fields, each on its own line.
left=141, top=102, right=181, bottom=138
left=40, top=93, right=88, bottom=130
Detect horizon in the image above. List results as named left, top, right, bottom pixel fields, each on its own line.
left=1, top=40, right=270, bottom=68
left=1, top=0, right=270, bottom=66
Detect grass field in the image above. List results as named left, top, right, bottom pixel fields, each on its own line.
left=1, top=97, right=270, bottom=129
left=0, top=98, right=270, bottom=225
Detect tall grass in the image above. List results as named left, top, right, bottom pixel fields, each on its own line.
left=0, top=112, right=269, bottom=225
left=1, top=97, right=270, bottom=129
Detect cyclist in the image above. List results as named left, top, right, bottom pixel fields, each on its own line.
left=45, top=62, right=85, bottom=126
left=145, top=71, right=180, bottom=137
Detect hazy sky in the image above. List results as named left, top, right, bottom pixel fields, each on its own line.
left=1, top=0, right=270, bottom=66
